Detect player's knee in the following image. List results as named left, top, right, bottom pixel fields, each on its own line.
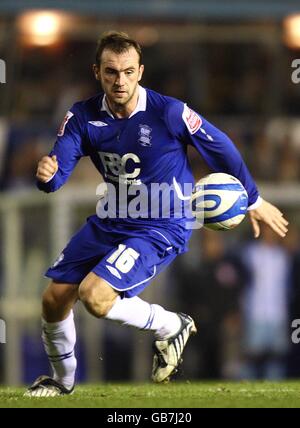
left=78, top=279, right=116, bottom=318
left=42, top=282, right=78, bottom=322
left=42, top=288, right=61, bottom=314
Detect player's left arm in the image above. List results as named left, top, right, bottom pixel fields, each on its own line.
left=165, top=101, right=288, bottom=238
left=248, top=199, right=288, bottom=238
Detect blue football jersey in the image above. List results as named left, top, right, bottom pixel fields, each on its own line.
left=37, top=86, right=260, bottom=229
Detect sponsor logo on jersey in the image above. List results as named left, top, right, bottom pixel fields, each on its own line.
left=182, top=104, right=202, bottom=135
left=88, top=121, right=108, bottom=127
left=58, top=111, right=74, bottom=136
left=99, top=152, right=141, bottom=185
left=138, top=124, right=152, bottom=147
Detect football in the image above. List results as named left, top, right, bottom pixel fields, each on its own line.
left=191, top=172, right=248, bottom=231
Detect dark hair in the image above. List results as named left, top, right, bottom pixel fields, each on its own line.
left=95, top=31, right=142, bottom=65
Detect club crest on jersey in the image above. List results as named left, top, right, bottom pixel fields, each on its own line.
left=58, top=111, right=74, bottom=136
left=182, top=104, right=202, bottom=135
left=138, top=124, right=152, bottom=147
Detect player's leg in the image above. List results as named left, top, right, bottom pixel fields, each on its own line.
left=25, top=281, right=79, bottom=397
left=42, top=280, right=79, bottom=322
left=79, top=272, right=182, bottom=338
left=78, top=272, right=119, bottom=318
left=79, top=237, right=197, bottom=383
left=25, top=216, right=118, bottom=397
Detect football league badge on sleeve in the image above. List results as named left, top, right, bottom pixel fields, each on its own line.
left=182, top=104, right=202, bottom=135
left=138, top=124, right=152, bottom=147
left=58, top=111, right=74, bottom=136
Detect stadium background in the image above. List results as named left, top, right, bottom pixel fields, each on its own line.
left=0, top=0, right=299, bottom=387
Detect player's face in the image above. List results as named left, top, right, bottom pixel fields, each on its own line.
left=95, top=47, right=144, bottom=111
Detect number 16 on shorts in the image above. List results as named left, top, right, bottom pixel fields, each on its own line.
left=106, top=244, right=140, bottom=278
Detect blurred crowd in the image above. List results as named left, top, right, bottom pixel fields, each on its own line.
left=1, top=38, right=300, bottom=189
left=172, top=225, right=300, bottom=380
left=0, top=31, right=300, bottom=382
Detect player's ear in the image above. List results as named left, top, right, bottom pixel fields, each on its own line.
left=138, top=64, right=144, bottom=82
left=93, top=64, right=101, bottom=81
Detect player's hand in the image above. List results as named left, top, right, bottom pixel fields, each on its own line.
left=248, top=199, right=289, bottom=239
left=36, top=155, right=58, bottom=183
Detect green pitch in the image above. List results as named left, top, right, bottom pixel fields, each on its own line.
left=1, top=382, right=300, bottom=408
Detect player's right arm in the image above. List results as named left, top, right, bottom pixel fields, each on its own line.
left=36, top=107, right=87, bottom=193
left=36, top=155, right=59, bottom=183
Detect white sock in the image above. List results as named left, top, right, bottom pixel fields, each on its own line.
left=105, top=296, right=181, bottom=340
left=42, top=311, right=77, bottom=390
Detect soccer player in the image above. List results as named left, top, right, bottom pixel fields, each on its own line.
left=25, top=32, right=288, bottom=397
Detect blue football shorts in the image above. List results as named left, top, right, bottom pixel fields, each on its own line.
left=45, top=215, right=182, bottom=298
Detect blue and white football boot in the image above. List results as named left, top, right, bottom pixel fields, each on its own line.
left=24, top=376, right=74, bottom=397
left=152, top=313, right=197, bottom=383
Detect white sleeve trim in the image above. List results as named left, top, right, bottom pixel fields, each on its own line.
left=44, top=171, right=57, bottom=183
left=247, top=196, right=263, bottom=211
